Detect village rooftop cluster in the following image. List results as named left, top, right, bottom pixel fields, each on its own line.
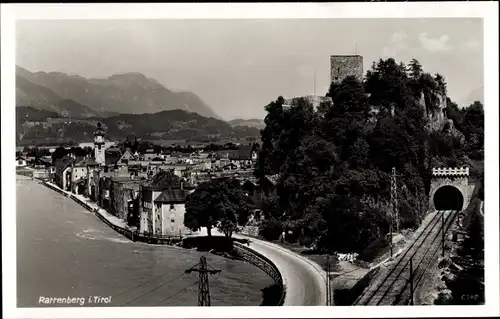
left=15, top=127, right=278, bottom=240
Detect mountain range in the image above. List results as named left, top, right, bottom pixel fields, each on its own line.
left=16, top=66, right=219, bottom=119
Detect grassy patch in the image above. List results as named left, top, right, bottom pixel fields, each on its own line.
left=357, top=235, right=390, bottom=263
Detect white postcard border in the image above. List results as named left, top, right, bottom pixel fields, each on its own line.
left=2, top=2, right=498, bottom=318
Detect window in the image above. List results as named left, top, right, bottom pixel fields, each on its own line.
left=170, top=204, right=175, bottom=210
left=171, top=219, right=175, bottom=223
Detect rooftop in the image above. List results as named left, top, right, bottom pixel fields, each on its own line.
left=154, top=189, right=191, bottom=204
left=330, top=54, right=363, bottom=57
left=144, top=170, right=194, bottom=190
left=75, top=158, right=98, bottom=167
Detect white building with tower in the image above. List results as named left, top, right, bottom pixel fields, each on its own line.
left=94, top=123, right=106, bottom=165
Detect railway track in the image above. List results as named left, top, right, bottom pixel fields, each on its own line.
left=354, top=210, right=458, bottom=306
left=395, top=210, right=458, bottom=305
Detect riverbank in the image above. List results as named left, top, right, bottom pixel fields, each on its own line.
left=35, top=177, right=288, bottom=305
left=16, top=176, right=276, bottom=307
left=41, top=180, right=186, bottom=245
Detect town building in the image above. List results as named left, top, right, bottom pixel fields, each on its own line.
left=16, top=156, right=27, bottom=167
left=34, top=156, right=53, bottom=169
left=108, top=176, right=145, bottom=227
left=71, top=158, right=98, bottom=195
left=228, top=146, right=258, bottom=169
left=283, top=95, right=333, bottom=112
left=117, top=148, right=137, bottom=165
left=139, top=170, right=195, bottom=236
left=54, top=156, right=75, bottom=191
left=142, top=149, right=161, bottom=161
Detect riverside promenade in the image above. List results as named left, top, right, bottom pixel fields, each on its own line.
left=40, top=179, right=327, bottom=306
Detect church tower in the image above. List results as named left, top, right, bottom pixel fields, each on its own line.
left=94, top=122, right=106, bottom=165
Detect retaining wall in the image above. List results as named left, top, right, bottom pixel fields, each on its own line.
left=233, top=242, right=286, bottom=306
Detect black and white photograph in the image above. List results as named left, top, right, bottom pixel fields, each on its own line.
left=2, top=2, right=499, bottom=319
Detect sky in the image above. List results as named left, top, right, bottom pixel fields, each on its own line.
left=16, top=18, right=484, bottom=120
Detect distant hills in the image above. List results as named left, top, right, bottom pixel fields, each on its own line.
left=16, top=106, right=260, bottom=146
left=228, top=118, right=265, bottom=130
left=16, top=66, right=219, bottom=119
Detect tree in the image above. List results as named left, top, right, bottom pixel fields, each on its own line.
left=408, top=58, right=423, bottom=80
left=255, top=96, right=286, bottom=179
left=52, top=146, right=69, bottom=163
left=254, top=56, right=482, bottom=256
left=434, top=73, right=447, bottom=95
left=70, top=147, right=87, bottom=158
left=462, top=101, right=484, bottom=160
left=445, top=98, right=464, bottom=132
left=365, top=58, right=413, bottom=111
left=184, top=178, right=254, bottom=237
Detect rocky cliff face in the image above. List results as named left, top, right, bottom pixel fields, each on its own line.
left=418, top=91, right=448, bottom=132
left=442, top=119, right=466, bottom=145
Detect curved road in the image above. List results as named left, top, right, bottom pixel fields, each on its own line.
left=194, top=229, right=327, bottom=306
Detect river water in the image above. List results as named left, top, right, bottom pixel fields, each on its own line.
left=16, top=176, right=273, bottom=307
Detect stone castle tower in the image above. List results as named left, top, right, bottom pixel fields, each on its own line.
left=94, top=122, right=106, bottom=165
left=330, top=55, right=364, bottom=85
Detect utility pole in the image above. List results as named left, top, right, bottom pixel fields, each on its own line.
left=388, top=167, right=399, bottom=258
left=409, top=257, right=414, bottom=305
left=415, top=188, right=421, bottom=225
left=325, top=255, right=330, bottom=306
left=442, top=212, right=445, bottom=257
left=391, top=167, right=399, bottom=234
left=389, top=220, right=393, bottom=258
left=185, top=256, right=221, bottom=306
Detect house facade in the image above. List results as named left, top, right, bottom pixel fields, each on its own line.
left=108, top=177, right=144, bottom=227
left=54, top=156, right=75, bottom=191
left=69, top=158, right=99, bottom=194
left=139, top=171, right=194, bottom=236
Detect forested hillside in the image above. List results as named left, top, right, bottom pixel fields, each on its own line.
left=16, top=107, right=260, bottom=146
left=255, top=58, right=484, bottom=254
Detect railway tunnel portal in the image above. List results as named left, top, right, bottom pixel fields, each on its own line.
left=429, top=167, right=471, bottom=211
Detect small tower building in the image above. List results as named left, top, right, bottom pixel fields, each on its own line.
left=94, top=122, right=106, bottom=165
